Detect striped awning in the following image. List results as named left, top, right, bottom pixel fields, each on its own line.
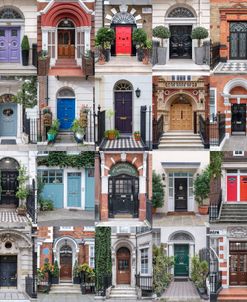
left=100, top=137, right=145, bottom=151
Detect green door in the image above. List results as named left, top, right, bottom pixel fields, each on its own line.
left=174, top=244, right=189, bottom=277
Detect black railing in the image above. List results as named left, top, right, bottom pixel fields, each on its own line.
left=26, top=179, right=36, bottom=224
left=80, top=272, right=95, bottom=294
left=210, top=42, right=221, bottom=70
left=108, top=196, right=139, bottom=219
left=146, top=200, right=152, bottom=226
left=199, top=115, right=210, bottom=148
left=140, top=106, right=147, bottom=145
left=209, top=190, right=222, bottom=222
left=153, top=115, right=164, bottom=149
left=25, top=275, right=37, bottom=298
left=32, top=43, right=38, bottom=68
left=210, top=114, right=225, bottom=146
left=23, top=113, right=39, bottom=143
left=95, top=273, right=112, bottom=297
left=82, top=51, right=95, bottom=78
left=97, top=107, right=105, bottom=145
left=136, top=274, right=153, bottom=293
left=210, top=271, right=222, bottom=295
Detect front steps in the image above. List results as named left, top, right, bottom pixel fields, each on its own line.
left=158, top=132, right=204, bottom=149
left=49, top=283, right=81, bottom=294
left=108, top=286, right=137, bottom=300
left=218, top=203, right=247, bottom=223
left=218, top=288, right=247, bottom=301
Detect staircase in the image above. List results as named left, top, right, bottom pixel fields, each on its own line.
left=49, top=283, right=81, bottom=294
left=109, top=286, right=137, bottom=301
left=218, top=288, right=247, bottom=301
left=158, top=132, right=204, bottom=149
left=218, top=203, right=247, bottom=223
left=56, top=131, right=76, bottom=144
left=49, top=59, right=83, bottom=77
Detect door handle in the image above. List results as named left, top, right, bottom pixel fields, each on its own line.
left=120, top=116, right=127, bottom=120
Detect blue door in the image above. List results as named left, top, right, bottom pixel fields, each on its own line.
left=57, top=98, right=75, bottom=130
left=67, top=173, right=81, bottom=207
left=0, top=103, right=17, bottom=136
left=85, top=168, right=95, bottom=210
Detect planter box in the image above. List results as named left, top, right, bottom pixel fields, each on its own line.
left=157, top=47, right=167, bottom=65
left=22, top=50, right=29, bottom=66
left=51, top=277, right=59, bottom=284
left=194, top=47, right=205, bottom=65
left=73, top=276, right=81, bottom=284
left=38, top=57, right=50, bottom=76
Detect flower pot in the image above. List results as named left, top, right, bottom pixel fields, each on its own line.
left=152, top=207, right=157, bottom=214
left=17, top=207, right=26, bottom=216
left=73, top=276, right=81, bottom=284
left=137, top=48, right=144, bottom=62
left=194, top=47, right=205, bottom=65
left=134, top=135, right=141, bottom=141
left=74, top=132, right=84, bottom=143
left=38, top=57, right=50, bottom=76
left=51, top=277, right=59, bottom=284
left=47, top=133, right=55, bottom=142
left=198, top=205, right=209, bottom=215
left=157, top=47, right=167, bottom=65
left=103, top=49, right=111, bottom=62
left=108, top=132, right=116, bottom=140
left=22, top=50, right=29, bottom=66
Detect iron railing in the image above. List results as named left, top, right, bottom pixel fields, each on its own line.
left=95, top=273, right=112, bottom=297
left=146, top=200, right=152, bottom=226
left=210, top=114, right=226, bottom=146
left=210, top=271, right=222, bottom=295
left=23, top=113, right=39, bottom=144
left=136, top=274, right=153, bottom=292
left=25, top=275, right=37, bottom=298
left=199, top=115, right=210, bottom=148
left=97, top=106, right=105, bottom=145
left=153, top=115, right=164, bottom=149
left=26, top=179, right=36, bottom=224
left=210, top=42, right=221, bottom=70
left=80, top=271, right=95, bottom=294
left=209, top=190, right=222, bottom=222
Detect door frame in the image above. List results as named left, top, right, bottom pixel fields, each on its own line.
left=114, top=90, right=133, bottom=134
left=170, top=101, right=193, bottom=131
left=67, top=172, right=82, bottom=208
left=169, top=25, right=193, bottom=59
left=174, top=244, right=189, bottom=277
left=231, top=103, right=246, bottom=135
left=59, top=245, right=73, bottom=282
left=0, top=255, right=18, bottom=287
left=57, top=23, right=76, bottom=59
left=229, top=241, right=247, bottom=286
left=116, top=247, right=131, bottom=285
left=56, top=97, right=76, bottom=131
left=174, top=177, right=188, bottom=211
left=65, top=169, right=85, bottom=209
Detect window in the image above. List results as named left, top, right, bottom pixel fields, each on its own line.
left=89, top=245, right=95, bottom=268
left=38, top=170, right=63, bottom=184
left=59, top=226, right=73, bottom=231
left=0, top=8, right=23, bottom=19
left=141, top=248, right=149, bottom=274
left=210, top=88, right=217, bottom=121
left=152, top=229, right=161, bottom=246
left=233, top=151, right=244, bottom=156
left=171, top=75, right=192, bottom=81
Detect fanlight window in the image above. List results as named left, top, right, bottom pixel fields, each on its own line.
left=0, top=7, right=23, bottom=19
left=114, top=81, right=133, bottom=91
left=112, top=12, right=136, bottom=24
left=168, top=7, right=194, bottom=18
left=170, top=232, right=194, bottom=241
left=0, top=94, right=15, bottom=103
left=60, top=244, right=72, bottom=255
left=58, top=19, right=75, bottom=28
left=57, top=88, right=75, bottom=98
left=230, top=22, right=247, bottom=33
left=0, top=157, right=19, bottom=170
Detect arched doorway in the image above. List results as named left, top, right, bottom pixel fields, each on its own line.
left=170, top=95, right=193, bottom=131
left=0, top=7, right=23, bottom=63
left=0, top=157, right=19, bottom=207
left=109, top=162, right=139, bottom=218
left=57, top=87, right=75, bottom=130
left=116, top=247, right=131, bottom=284
left=60, top=242, right=73, bottom=282
left=167, top=7, right=195, bottom=59
left=114, top=80, right=133, bottom=134
left=0, top=94, right=17, bottom=137
left=57, top=19, right=75, bottom=59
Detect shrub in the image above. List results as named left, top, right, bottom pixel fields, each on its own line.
left=191, top=255, right=209, bottom=289
left=39, top=198, right=54, bottom=211
left=21, top=35, right=30, bottom=50
left=95, top=28, right=115, bottom=48
left=152, top=171, right=165, bottom=208
left=132, top=28, right=147, bottom=48
left=194, top=167, right=211, bottom=206
left=153, top=26, right=171, bottom=47
left=191, top=27, right=209, bottom=47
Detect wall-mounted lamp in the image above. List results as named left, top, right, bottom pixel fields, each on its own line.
left=162, top=173, right=166, bottom=181
left=135, top=88, right=141, bottom=98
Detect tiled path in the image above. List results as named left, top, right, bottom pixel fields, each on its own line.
left=214, top=61, right=247, bottom=73
left=0, top=291, right=30, bottom=301
left=38, top=293, right=95, bottom=302
left=153, top=213, right=208, bottom=227
left=162, top=280, right=205, bottom=301
left=0, top=209, right=28, bottom=223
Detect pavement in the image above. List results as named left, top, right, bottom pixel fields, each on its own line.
left=38, top=208, right=95, bottom=226
left=38, top=293, right=95, bottom=302
left=0, top=290, right=30, bottom=301
left=213, top=61, right=247, bottom=73
left=153, top=213, right=208, bottom=227
left=222, top=135, right=247, bottom=151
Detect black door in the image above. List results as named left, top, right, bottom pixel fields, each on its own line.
left=170, top=26, right=192, bottom=59
left=0, top=171, right=18, bottom=206
left=231, top=104, right=246, bottom=134
left=115, top=91, right=132, bottom=134
left=0, top=255, right=17, bottom=287
left=175, top=178, right=187, bottom=211
left=230, top=22, right=247, bottom=60
left=108, top=175, right=139, bottom=218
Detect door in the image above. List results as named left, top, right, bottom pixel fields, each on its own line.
left=67, top=173, right=81, bottom=208
left=85, top=168, right=94, bottom=210
left=117, top=247, right=131, bottom=284
left=174, top=244, right=189, bottom=277
left=58, top=30, right=75, bottom=58
left=170, top=26, right=192, bottom=59
left=170, top=103, right=192, bottom=131
left=116, top=26, right=132, bottom=55
left=227, top=175, right=237, bottom=201
left=230, top=253, right=247, bottom=285
left=240, top=176, right=247, bottom=201
left=60, top=252, right=72, bottom=281
left=115, top=91, right=132, bottom=133
left=0, top=170, right=18, bottom=206
left=175, top=178, right=187, bottom=211
left=0, top=27, right=20, bottom=63
left=109, top=175, right=139, bottom=218
left=230, top=22, right=247, bottom=60
left=0, top=255, right=17, bottom=287
left=57, top=99, right=75, bottom=130
left=231, top=104, right=246, bottom=133
left=0, top=103, right=17, bottom=136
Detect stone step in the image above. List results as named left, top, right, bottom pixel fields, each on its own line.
left=160, top=139, right=202, bottom=144
left=49, top=283, right=81, bottom=294
left=111, top=289, right=136, bottom=294
left=163, top=298, right=202, bottom=302
left=158, top=143, right=204, bottom=149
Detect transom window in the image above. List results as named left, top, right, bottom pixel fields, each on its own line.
left=0, top=7, right=23, bottom=19
left=114, top=81, right=133, bottom=91
left=38, top=170, right=63, bottom=184
left=57, top=88, right=75, bottom=98
left=141, top=248, right=149, bottom=274
left=230, top=242, right=247, bottom=251
left=111, top=12, right=136, bottom=25
left=89, top=245, right=95, bottom=268
left=168, top=7, right=194, bottom=18
left=58, top=19, right=75, bottom=28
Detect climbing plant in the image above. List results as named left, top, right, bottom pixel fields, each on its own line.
left=37, top=151, right=95, bottom=168
left=209, top=151, right=223, bottom=179
left=13, top=76, right=37, bottom=108
left=95, top=227, right=112, bottom=291
left=152, top=171, right=165, bottom=209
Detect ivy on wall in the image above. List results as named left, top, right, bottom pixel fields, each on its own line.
left=95, top=227, right=112, bottom=290
left=37, top=151, right=95, bottom=168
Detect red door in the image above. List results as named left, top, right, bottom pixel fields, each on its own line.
left=240, top=176, right=247, bottom=201
left=227, top=176, right=237, bottom=201
left=116, top=26, right=132, bottom=55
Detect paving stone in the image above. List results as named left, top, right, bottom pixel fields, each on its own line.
left=0, top=209, right=28, bottom=223
left=214, top=61, right=247, bottom=73
left=153, top=213, right=208, bottom=227
left=222, top=136, right=247, bottom=151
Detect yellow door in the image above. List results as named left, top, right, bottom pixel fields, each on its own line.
left=170, top=103, right=192, bottom=130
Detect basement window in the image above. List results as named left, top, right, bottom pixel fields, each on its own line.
left=233, top=151, right=244, bottom=156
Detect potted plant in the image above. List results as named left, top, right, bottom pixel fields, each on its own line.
left=47, top=119, right=60, bottom=142
left=95, top=27, right=115, bottom=62
left=51, top=260, right=59, bottom=284
left=104, top=129, right=119, bottom=140
left=38, top=50, right=50, bottom=76
left=21, top=35, right=30, bottom=66
left=152, top=171, right=165, bottom=214
left=142, top=40, right=152, bottom=64
left=71, top=119, right=85, bottom=143
left=153, top=26, right=171, bottom=65
left=191, top=27, right=209, bottom=65
left=73, top=260, right=81, bottom=284
left=16, top=165, right=29, bottom=216
left=43, top=107, right=52, bottom=127
left=194, top=167, right=210, bottom=215
left=134, top=131, right=141, bottom=141
left=191, top=255, right=209, bottom=296
left=132, top=28, right=147, bottom=61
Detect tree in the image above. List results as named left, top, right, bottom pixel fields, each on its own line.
left=153, top=26, right=171, bottom=47
left=152, top=171, right=165, bottom=208
left=14, top=77, right=37, bottom=108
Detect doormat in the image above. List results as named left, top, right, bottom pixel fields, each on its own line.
left=1, top=139, right=16, bottom=145
left=174, top=277, right=189, bottom=282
